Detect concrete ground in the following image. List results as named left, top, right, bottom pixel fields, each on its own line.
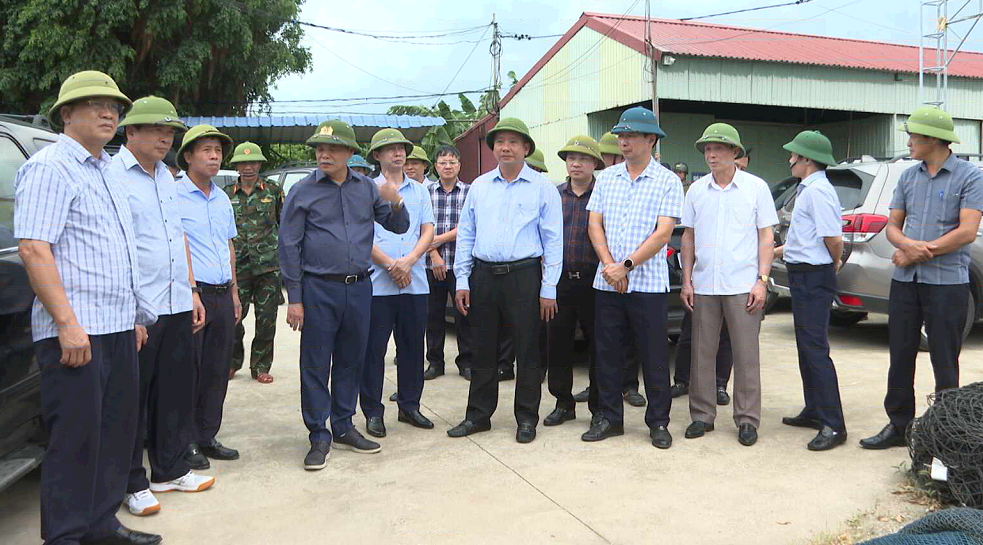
left=1, top=304, right=981, bottom=545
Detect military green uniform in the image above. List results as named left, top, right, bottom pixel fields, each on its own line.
left=226, top=179, right=285, bottom=376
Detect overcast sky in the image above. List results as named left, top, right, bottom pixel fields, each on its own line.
left=265, top=0, right=981, bottom=116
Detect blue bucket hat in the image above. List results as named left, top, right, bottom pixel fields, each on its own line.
left=611, top=106, right=667, bottom=138
left=347, top=154, right=371, bottom=169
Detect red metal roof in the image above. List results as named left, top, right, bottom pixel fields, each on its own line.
left=501, top=13, right=983, bottom=107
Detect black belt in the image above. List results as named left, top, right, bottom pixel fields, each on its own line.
left=474, top=258, right=539, bottom=275
left=311, top=271, right=371, bottom=284
left=198, top=282, right=232, bottom=295
left=786, top=262, right=833, bottom=272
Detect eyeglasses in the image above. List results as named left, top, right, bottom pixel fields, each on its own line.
left=435, top=161, right=460, bottom=167
left=84, top=100, right=126, bottom=115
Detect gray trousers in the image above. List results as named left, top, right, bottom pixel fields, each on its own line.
left=689, top=294, right=762, bottom=428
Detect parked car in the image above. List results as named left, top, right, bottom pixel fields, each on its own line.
left=771, top=155, right=983, bottom=350
left=0, top=115, right=54, bottom=493
left=261, top=162, right=317, bottom=195
left=211, top=169, right=240, bottom=189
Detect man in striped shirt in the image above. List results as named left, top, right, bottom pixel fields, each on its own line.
left=15, top=71, right=162, bottom=545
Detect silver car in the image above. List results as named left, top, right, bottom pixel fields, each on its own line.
left=770, top=155, right=983, bottom=350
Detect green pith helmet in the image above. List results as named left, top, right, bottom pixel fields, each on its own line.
left=367, top=128, right=414, bottom=164
left=526, top=148, right=548, bottom=172
left=783, top=130, right=837, bottom=166
left=611, top=107, right=666, bottom=138
left=306, top=120, right=361, bottom=152
left=348, top=154, right=371, bottom=170
left=673, top=162, right=688, bottom=173
left=177, top=124, right=233, bottom=170
left=407, top=145, right=431, bottom=168
left=229, top=141, right=268, bottom=164
left=485, top=117, right=536, bottom=157
left=48, top=70, right=133, bottom=128
left=598, top=131, right=621, bottom=156
left=899, top=106, right=961, bottom=144
left=695, top=123, right=746, bottom=158
left=118, top=96, right=186, bottom=131
left=558, top=135, right=604, bottom=169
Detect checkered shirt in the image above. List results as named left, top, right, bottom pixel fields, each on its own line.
left=426, top=179, right=470, bottom=270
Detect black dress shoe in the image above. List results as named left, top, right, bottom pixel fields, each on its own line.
left=581, top=417, right=625, bottom=442
left=389, top=392, right=397, bottom=402
left=334, top=429, right=381, bottom=454
left=808, top=426, right=848, bottom=451
left=199, top=440, right=239, bottom=460
left=304, top=441, right=331, bottom=470
left=543, top=407, right=576, bottom=426
left=685, top=421, right=714, bottom=439
left=782, top=412, right=823, bottom=431
left=184, top=444, right=210, bottom=470
left=716, top=387, right=731, bottom=406
left=398, top=409, right=434, bottom=429
left=460, top=367, right=472, bottom=381
left=623, top=390, right=647, bottom=407
left=670, top=383, right=689, bottom=398
left=366, top=416, right=387, bottom=437
left=651, top=426, right=673, bottom=449
left=859, top=423, right=906, bottom=450
left=573, top=387, right=590, bottom=403
left=498, top=367, right=515, bottom=381
left=738, top=423, right=758, bottom=446
left=516, top=423, right=537, bottom=444
left=447, top=420, right=491, bottom=438
left=96, top=526, right=162, bottom=545
left=424, top=364, right=444, bottom=380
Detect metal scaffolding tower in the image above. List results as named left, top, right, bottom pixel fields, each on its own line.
left=920, top=0, right=983, bottom=108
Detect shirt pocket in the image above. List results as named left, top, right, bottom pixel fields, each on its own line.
left=729, top=196, right=757, bottom=229
left=941, top=190, right=962, bottom=228
left=514, top=199, right=539, bottom=225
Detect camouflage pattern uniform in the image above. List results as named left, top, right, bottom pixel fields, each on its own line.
left=226, top=179, right=285, bottom=376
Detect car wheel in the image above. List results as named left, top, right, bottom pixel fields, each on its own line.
left=829, top=309, right=867, bottom=327
left=918, top=291, right=976, bottom=352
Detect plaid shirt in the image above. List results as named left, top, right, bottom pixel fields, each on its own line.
left=558, top=178, right=599, bottom=274
left=426, top=179, right=470, bottom=270
left=586, top=159, right=684, bottom=294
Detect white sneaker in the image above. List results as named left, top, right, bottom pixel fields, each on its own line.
left=149, top=471, right=216, bottom=493
left=123, top=489, right=160, bottom=516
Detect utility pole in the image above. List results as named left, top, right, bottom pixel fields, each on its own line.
left=490, top=14, right=502, bottom=116
left=646, top=0, right=661, bottom=157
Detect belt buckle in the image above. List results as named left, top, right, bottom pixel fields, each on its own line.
left=568, top=271, right=581, bottom=280
left=345, top=274, right=358, bottom=284
left=491, top=264, right=509, bottom=275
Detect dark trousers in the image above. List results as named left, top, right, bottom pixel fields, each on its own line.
left=361, top=294, right=427, bottom=418
left=128, top=312, right=194, bottom=493
left=789, top=265, right=846, bottom=432
left=191, top=287, right=235, bottom=444
left=426, top=269, right=470, bottom=371
left=594, top=291, right=671, bottom=428
left=673, top=310, right=733, bottom=388
left=548, top=273, right=598, bottom=413
left=37, top=331, right=138, bottom=545
left=465, top=264, right=542, bottom=426
left=301, top=275, right=372, bottom=443
left=886, top=280, right=968, bottom=431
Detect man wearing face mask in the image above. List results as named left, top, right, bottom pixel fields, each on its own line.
left=279, top=121, right=408, bottom=470
left=226, top=142, right=285, bottom=385
left=774, top=131, right=848, bottom=451
left=177, top=125, right=242, bottom=469
left=112, top=96, right=214, bottom=518
left=448, top=117, right=563, bottom=444
left=681, top=123, right=777, bottom=448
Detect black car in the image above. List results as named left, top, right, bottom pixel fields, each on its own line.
left=0, top=116, right=55, bottom=493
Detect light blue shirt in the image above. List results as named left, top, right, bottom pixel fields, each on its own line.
left=454, top=163, right=563, bottom=299
left=178, top=178, right=237, bottom=284
left=370, top=175, right=435, bottom=296
left=586, top=158, right=683, bottom=293
left=14, top=134, right=156, bottom=341
left=111, top=146, right=194, bottom=316
left=784, top=171, right=842, bottom=266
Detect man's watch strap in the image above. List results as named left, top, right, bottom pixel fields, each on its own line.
left=623, top=258, right=634, bottom=270
left=758, top=275, right=770, bottom=283
left=191, top=286, right=202, bottom=294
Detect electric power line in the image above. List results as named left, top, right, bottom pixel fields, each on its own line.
left=681, top=0, right=814, bottom=21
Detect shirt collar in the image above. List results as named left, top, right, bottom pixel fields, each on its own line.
left=233, top=176, right=264, bottom=194
left=493, top=163, right=537, bottom=183
left=708, top=167, right=744, bottom=191
left=434, top=179, right=464, bottom=193
left=614, top=157, right=660, bottom=182
left=373, top=173, right=413, bottom=189
left=560, top=177, right=595, bottom=196
left=799, top=170, right=828, bottom=187
left=59, top=133, right=111, bottom=165
left=118, top=145, right=165, bottom=177
left=315, top=167, right=356, bottom=185
left=918, top=152, right=959, bottom=176
left=180, top=177, right=218, bottom=199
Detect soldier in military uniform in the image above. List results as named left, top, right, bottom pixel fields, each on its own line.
left=226, top=142, right=284, bottom=384
left=405, top=145, right=431, bottom=183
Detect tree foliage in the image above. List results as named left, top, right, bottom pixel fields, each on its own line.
left=0, top=0, right=311, bottom=117
left=388, top=90, right=500, bottom=157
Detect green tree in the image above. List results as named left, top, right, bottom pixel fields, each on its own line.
left=0, top=0, right=311, bottom=117
left=388, top=90, right=498, bottom=157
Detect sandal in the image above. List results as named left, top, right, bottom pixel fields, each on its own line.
left=255, top=373, right=274, bottom=384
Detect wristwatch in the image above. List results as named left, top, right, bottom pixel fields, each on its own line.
left=191, top=286, right=202, bottom=294
left=758, top=274, right=770, bottom=284
left=623, top=258, right=634, bottom=270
